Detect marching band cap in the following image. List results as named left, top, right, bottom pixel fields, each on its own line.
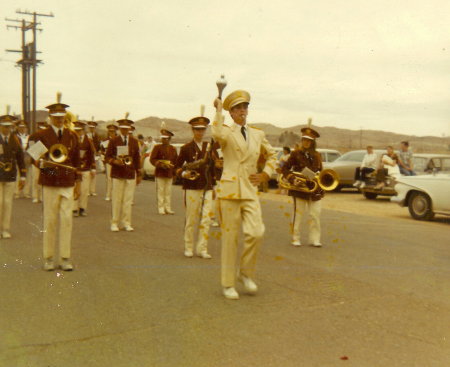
left=73, top=120, right=87, bottom=130
left=160, top=129, right=174, bottom=138
left=301, top=127, right=320, bottom=140
left=37, top=121, right=49, bottom=129
left=223, top=90, right=251, bottom=111
left=188, top=116, right=210, bottom=129
left=46, top=92, right=69, bottom=117
left=0, top=105, right=18, bottom=126
left=107, top=123, right=118, bottom=130
left=116, top=112, right=133, bottom=129
left=16, top=120, right=27, bottom=128
left=87, top=121, right=98, bottom=127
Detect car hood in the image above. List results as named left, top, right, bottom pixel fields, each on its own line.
left=395, top=173, right=450, bottom=188
left=323, top=161, right=358, bottom=168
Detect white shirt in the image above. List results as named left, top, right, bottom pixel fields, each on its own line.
left=361, top=153, right=378, bottom=169
left=51, top=125, right=64, bottom=138
left=235, top=123, right=250, bottom=145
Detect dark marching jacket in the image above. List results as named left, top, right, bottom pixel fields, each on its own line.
left=0, top=134, right=26, bottom=182
left=150, top=144, right=178, bottom=179
left=105, top=134, right=141, bottom=180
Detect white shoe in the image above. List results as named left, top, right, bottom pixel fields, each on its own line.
left=312, top=242, right=323, bottom=247
left=110, top=224, right=119, bottom=232
left=197, top=251, right=212, bottom=259
left=211, top=220, right=219, bottom=227
left=60, top=258, right=74, bottom=271
left=184, top=250, right=194, bottom=258
left=165, top=209, right=175, bottom=215
left=158, top=210, right=165, bottom=215
left=91, top=193, right=97, bottom=197
left=291, top=240, right=302, bottom=247
left=43, top=258, right=55, bottom=271
left=223, top=287, right=239, bottom=300
left=124, top=225, right=134, bottom=232
left=105, top=197, right=111, bottom=201
left=359, top=182, right=366, bottom=189
left=238, top=275, right=258, bottom=294
left=2, top=231, right=11, bottom=239
left=353, top=181, right=361, bottom=187
left=32, top=199, right=39, bottom=203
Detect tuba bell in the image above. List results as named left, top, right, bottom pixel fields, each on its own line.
left=317, top=169, right=339, bottom=191
left=49, top=143, right=69, bottom=163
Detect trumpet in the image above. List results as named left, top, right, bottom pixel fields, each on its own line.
left=159, top=160, right=174, bottom=169
left=40, top=143, right=77, bottom=171
left=119, top=155, right=133, bottom=166
left=183, top=170, right=201, bottom=181
left=0, top=161, right=13, bottom=172
left=279, top=169, right=339, bottom=193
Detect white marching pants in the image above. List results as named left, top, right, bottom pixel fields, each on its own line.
left=292, top=197, right=322, bottom=245
left=105, top=164, right=112, bottom=199
left=0, top=182, right=15, bottom=233
left=90, top=170, right=97, bottom=194
left=32, top=165, right=42, bottom=201
left=73, top=171, right=91, bottom=210
left=184, top=189, right=212, bottom=254
left=156, top=177, right=173, bottom=213
left=111, top=178, right=136, bottom=227
left=15, top=164, right=31, bottom=197
left=219, top=199, right=265, bottom=288
left=43, top=186, right=74, bottom=259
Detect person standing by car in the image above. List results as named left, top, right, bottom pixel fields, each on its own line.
left=398, top=141, right=416, bottom=176
left=353, top=145, right=378, bottom=188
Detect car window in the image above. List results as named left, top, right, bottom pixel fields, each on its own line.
left=338, top=151, right=365, bottom=162
left=320, top=152, right=326, bottom=161
left=442, top=158, right=450, bottom=171
left=327, top=152, right=340, bottom=162
left=431, top=158, right=442, bottom=168
left=413, top=157, right=427, bottom=172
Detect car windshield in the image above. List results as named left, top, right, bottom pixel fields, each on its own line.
left=327, top=152, right=340, bottom=162
left=335, top=151, right=365, bottom=162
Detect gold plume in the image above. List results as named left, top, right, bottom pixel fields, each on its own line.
left=200, top=104, right=205, bottom=117
left=125, top=112, right=130, bottom=120
left=6, top=105, right=11, bottom=115
left=56, top=92, right=62, bottom=103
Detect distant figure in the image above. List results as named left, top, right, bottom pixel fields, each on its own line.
left=374, top=146, right=400, bottom=190
left=398, top=141, right=416, bottom=176
left=353, top=145, right=377, bottom=189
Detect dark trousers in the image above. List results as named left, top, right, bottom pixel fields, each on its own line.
left=399, top=166, right=416, bottom=176
left=354, top=167, right=375, bottom=181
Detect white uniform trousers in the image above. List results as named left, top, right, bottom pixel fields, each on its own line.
left=219, top=199, right=265, bottom=288
left=73, top=171, right=91, bottom=210
left=43, top=186, right=74, bottom=259
left=184, top=189, right=212, bottom=253
left=156, top=177, right=173, bottom=213
left=111, top=178, right=136, bottom=227
left=89, top=170, right=97, bottom=194
left=105, top=164, right=112, bottom=199
left=31, top=165, right=42, bottom=202
left=292, top=197, right=322, bottom=244
left=0, top=182, right=16, bottom=233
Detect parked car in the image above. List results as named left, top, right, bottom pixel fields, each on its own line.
left=391, top=173, right=450, bottom=220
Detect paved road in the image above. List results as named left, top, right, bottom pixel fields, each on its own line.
left=1, top=176, right=449, bottom=367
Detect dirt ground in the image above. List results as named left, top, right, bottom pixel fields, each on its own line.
left=262, top=188, right=450, bottom=224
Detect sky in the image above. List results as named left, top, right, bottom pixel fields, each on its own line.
left=1, top=0, right=449, bottom=137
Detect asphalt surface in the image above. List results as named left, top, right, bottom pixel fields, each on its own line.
left=1, top=175, right=449, bottom=367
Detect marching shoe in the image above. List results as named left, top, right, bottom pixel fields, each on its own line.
left=197, top=251, right=212, bottom=259
left=73, top=210, right=79, bottom=217
left=60, top=258, right=74, bottom=271
left=238, top=274, right=258, bottom=294
left=32, top=198, right=39, bottom=203
left=359, top=182, right=366, bottom=189
left=110, top=224, right=120, bottom=232
left=105, top=197, right=111, bottom=201
left=158, top=210, right=165, bottom=215
left=223, top=287, right=239, bottom=300
left=312, top=242, right=323, bottom=247
left=2, top=231, right=11, bottom=239
left=79, top=208, right=87, bottom=217
left=124, top=225, right=134, bottom=232
left=43, top=258, right=55, bottom=271
left=165, top=209, right=175, bottom=215
left=353, top=180, right=361, bottom=187
left=291, top=240, right=302, bottom=247
left=211, top=220, right=219, bottom=227
left=91, top=192, right=97, bottom=197
left=184, top=250, right=194, bottom=258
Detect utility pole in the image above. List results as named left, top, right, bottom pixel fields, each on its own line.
left=5, top=10, right=53, bottom=133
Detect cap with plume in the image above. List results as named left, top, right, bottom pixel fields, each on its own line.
left=307, top=118, right=312, bottom=128
left=57, top=91, right=62, bottom=103
left=125, top=112, right=130, bottom=120
left=200, top=104, right=205, bottom=117
left=161, top=120, right=166, bottom=130
left=6, top=105, right=11, bottom=115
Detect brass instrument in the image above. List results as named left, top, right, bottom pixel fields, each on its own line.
left=40, top=143, right=77, bottom=171
left=279, top=169, right=339, bottom=193
left=0, top=161, right=13, bottom=172
left=118, top=155, right=133, bottom=166
left=159, top=160, right=174, bottom=169
left=182, top=158, right=206, bottom=181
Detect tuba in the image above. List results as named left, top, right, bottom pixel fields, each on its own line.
left=279, top=169, right=339, bottom=193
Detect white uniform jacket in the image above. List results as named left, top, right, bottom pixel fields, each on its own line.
left=211, top=111, right=277, bottom=201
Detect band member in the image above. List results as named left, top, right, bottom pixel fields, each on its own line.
left=34, top=93, right=81, bottom=271
left=14, top=120, right=31, bottom=198
left=28, top=122, right=48, bottom=203
left=212, top=90, right=276, bottom=300
left=282, top=124, right=324, bottom=247
left=73, top=121, right=96, bottom=217
left=101, top=124, right=118, bottom=201
left=105, top=114, right=142, bottom=232
left=86, top=120, right=101, bottom=196
left=150, top=128, right=177, bottom=215
left=0, top=111, right=26, bottom=239
left=210, top=141, right=223, bottom=227
left=175, top=114, right=215, bottom=259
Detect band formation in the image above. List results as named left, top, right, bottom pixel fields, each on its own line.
left=1, top=79, right=331, bottom=300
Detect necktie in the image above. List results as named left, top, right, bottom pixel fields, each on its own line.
left=4, top=136, right=7, bottom=145
left=58, top=129, right=63, bottom=141
left=241, top=126, right=246, bottom=141
left=124, top=136, right=127, bottom=145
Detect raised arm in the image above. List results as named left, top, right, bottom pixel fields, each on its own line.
left=211, top=98, right=229, bottom=148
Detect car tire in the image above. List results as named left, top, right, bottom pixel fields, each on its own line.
left=408, top=191, right=434, bottom=221
left=363, top=192, right=378, bottom=200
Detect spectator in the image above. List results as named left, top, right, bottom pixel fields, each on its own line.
left=374, top=146, right=400, bottom=190
left=353, top=145, right=377, bottom=188
left=398, top=141, right=416, bottom=176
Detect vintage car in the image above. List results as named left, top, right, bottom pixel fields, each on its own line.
left=391, top=173, right=450, bottom=220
